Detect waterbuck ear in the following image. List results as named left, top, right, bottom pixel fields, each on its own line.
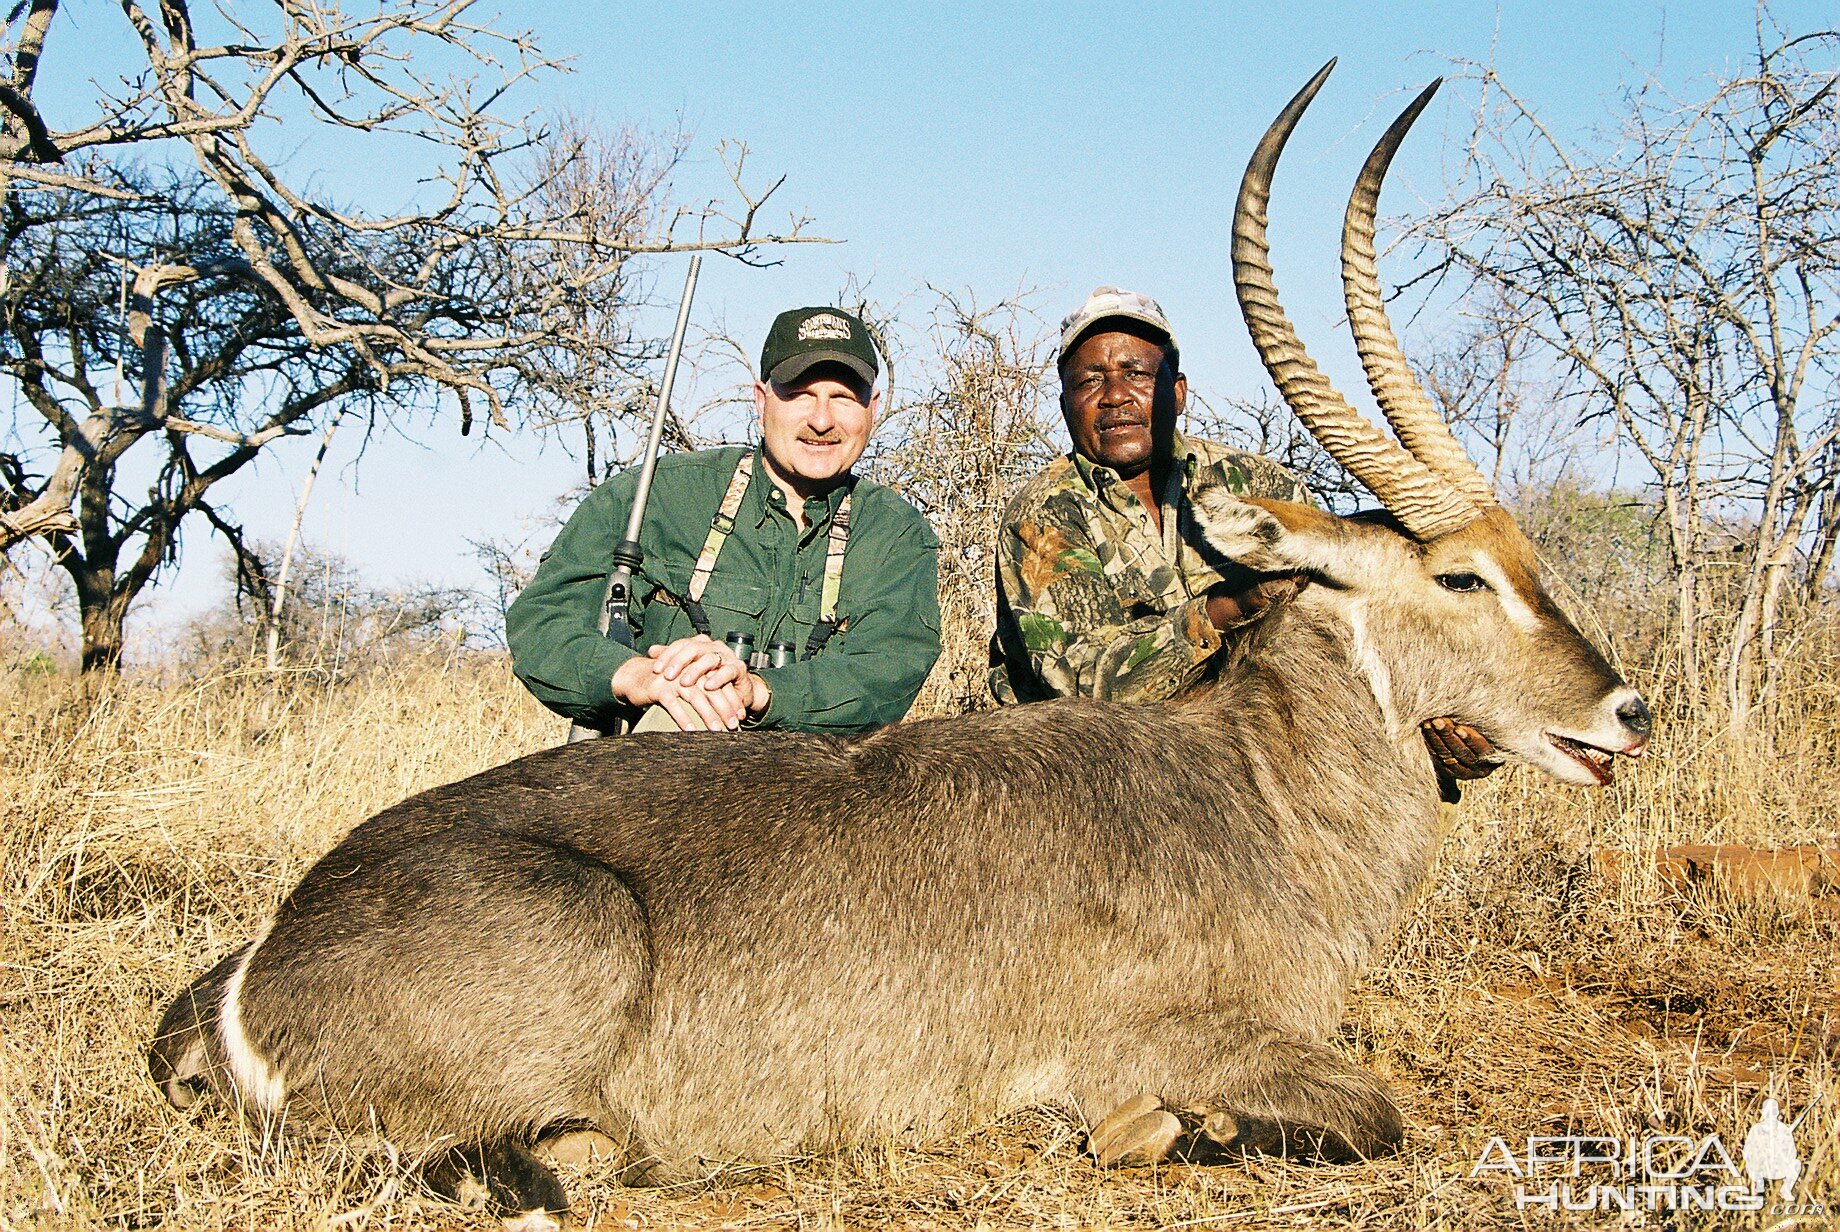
left=1192, top=488, right=1344, bottom=573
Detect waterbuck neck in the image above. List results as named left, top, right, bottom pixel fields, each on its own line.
left=1183, top=601, right=1447, bottom=961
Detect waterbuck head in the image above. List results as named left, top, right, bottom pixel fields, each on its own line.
left=1205, top=61, right=1651, bottom=785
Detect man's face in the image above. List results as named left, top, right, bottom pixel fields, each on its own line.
left=1059, top=327, right=1186, bottom=478
left=754, top=364, right=878, bottom=493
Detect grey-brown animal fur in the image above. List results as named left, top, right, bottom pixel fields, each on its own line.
left=150, top=521, right=1634, bottom=1181
left=150, top=64, right=1652, bottom=1223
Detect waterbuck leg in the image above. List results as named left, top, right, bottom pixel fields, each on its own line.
left=1202, top=1028, right=1403, bottom=1161
left=1085, top=1016, right=1403, bottom=1166
left=1162, top=1091, right=1394, bottom=1165
left=426, top=1139, right=569, bottom=1231
left=1089, top=1094, right=1182, bottom=1166
left=1092, top=1079, right=1398, bottom=1167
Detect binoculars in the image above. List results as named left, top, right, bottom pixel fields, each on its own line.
left=725, top=632, right=795, bottom=670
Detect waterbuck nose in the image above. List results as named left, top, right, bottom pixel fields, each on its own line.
left=1616, top=695, right=1652, bottom=738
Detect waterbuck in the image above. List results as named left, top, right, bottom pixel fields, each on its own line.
left=150, top=64, right=1651, bottom=1229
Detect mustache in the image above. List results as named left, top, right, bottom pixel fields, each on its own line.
left=1094, top=412, right=1149, bottom=430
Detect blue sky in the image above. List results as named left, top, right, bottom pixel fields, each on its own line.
left=12, top=1, right=1832, bottom=652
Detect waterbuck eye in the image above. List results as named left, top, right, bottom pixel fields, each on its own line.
left=1436, top=572, right=1489, bottom=593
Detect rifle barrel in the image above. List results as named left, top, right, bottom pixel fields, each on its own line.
left=564, top=254, right=702, bottom=745
left=623, top=254, right=702, bottom=545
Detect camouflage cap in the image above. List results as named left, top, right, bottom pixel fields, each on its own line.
left=1057, top=286, right=1179, bottom=372
left=760, top=306, right=880, bottom=387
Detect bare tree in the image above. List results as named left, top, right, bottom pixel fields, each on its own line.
left=0, top=0, right=820, bottom=668
left=0, top=174, right=392, bottom=669
left=184, top=540, right=474, bottom=682
left=1408, top=287, right=1604, bottom=500
left=866, top=290, right=1057, bottom=714
left=1419, top=15, right=1840, bottom=731
left=511, top=115, right=734, bottom=482
left=1185, top=390, right=1364, bottom=512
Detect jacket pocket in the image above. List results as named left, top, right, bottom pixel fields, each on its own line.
left=697, top=575, right=770, bottom=645
left=1114, top=565, right=1161, bottom=616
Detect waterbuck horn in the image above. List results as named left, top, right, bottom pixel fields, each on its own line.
left=1341, top=78, right=1500, bottom=511
left=1232, top=59, right=1484, bottom=540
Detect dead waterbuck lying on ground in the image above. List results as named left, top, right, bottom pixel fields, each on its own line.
left=149, top=63, right=1651, bottom=1229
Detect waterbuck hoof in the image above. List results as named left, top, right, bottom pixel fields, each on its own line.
left=427, top=1140, right=570, bottom=1228
left=1090, top=1094, right=1182, bottom=1167
left=1169, top=1100, right=1378, bottom=1164
left=535, top=1129, right=619, bottom=1169
left=1092, top=1095, right=1374, bottom=1167
left=1174, top=1104, right=1246, bottom=1156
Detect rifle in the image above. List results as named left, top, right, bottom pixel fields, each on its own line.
left=567, top=254, right=702, bottom=743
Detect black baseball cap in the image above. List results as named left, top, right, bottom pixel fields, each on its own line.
left=759, top=307, right=879, bottom=387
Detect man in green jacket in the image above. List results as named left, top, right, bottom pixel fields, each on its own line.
left=507, top=307, right=941, bottom=735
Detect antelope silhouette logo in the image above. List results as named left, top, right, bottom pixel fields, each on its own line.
left=1743, top=1097, right=1814, bottom=1201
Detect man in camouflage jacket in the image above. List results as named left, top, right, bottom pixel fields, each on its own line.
left=989, top=287, right=1313, bottom=703
left=989, top=434, right=1307, bottom=703
left=989, top=287, right=1497, bottom=784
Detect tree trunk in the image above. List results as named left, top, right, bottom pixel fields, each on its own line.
left=1658, top=468, right=1702, bottom=706
left=1676, top=559, right=1699, bottom=700
left=1724, top=577, right=1761, bottom=740
left=267, top=412, right=342, bottom=671
left=77, top=583, right=129, bottom=673
left=1809, top=470, right=1840, bottom=604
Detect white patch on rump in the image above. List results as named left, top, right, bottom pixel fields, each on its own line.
left=217, top=928, right=287, bottom=1114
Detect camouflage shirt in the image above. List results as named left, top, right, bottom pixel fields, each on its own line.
left=989, top=435, right=1310, bottom=704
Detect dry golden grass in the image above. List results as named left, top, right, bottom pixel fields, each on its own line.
left=2, top=638, right=1836, bottom=1230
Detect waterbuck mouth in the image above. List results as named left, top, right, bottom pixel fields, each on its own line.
left=1547, top=732, right=1618, bottom=785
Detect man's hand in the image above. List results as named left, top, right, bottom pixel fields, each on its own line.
left=1204, top=572, right=1308, bottom=631
left=611, top=635, right=770, bottom=731
left=1421, top=716, right=1500, bottom=780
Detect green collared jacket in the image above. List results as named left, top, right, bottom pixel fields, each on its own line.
left=989, top=434, right=1310, bottom=704
left=507, top=445, right=942, bottom=733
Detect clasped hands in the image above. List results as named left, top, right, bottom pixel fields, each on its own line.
left=611, top=634, right=771, bottom=731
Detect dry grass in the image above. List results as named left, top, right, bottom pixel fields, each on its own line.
left=2, top=639, right=1836, bottom=1230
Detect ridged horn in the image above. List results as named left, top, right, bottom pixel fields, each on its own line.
left=1232, top=60, right=1482, bottom=541
left=1341, top=78, right=1499, bottom=510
